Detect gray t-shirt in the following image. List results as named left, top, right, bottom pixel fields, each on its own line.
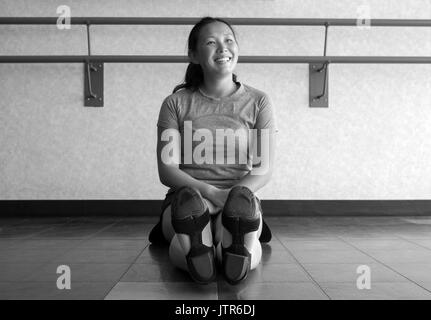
left=157, top=82, right=277, bottom=189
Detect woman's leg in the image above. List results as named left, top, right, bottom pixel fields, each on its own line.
left=162, top=187, right=219, bottom=283
left=166, top=205, right=213, bottom=271
left=215, top=201, right=262, bottom=270
left=162, top=197, right=220, bottom=245
left=217, top=186, right=263, bottom=284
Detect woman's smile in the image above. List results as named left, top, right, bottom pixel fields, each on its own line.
left=214, top=56, right=232, bottom=64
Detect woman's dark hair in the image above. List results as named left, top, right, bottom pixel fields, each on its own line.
left=172, top=17, right=239, bottom=93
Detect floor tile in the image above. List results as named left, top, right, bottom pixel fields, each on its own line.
left=33, top=223, right=115, bottom=239
left=2, top=216, right=431, bottom=300
left=0, top=281, right=114, bottom=300
left=218, top=282, right=328, bottom=300
left=0, top=225, right=56, bottom=238
left=6, top=239, right=85, bottom=250
left=265, top=217, right=317, bottom=227
left=381, top=225, right=431, bottom=239
left=388, top=264, right=431, bottom=284
left=366, top=249, right=431, bottom=264
left=120, top=263, right=192, bottom=282
left=271, top=227, right=336, bottom=239
left=105, top=282, right=218, bottom=300
left=320, top=282, right=431, bottom=300
left=342, top=239, right=425, bottom=251
left=92, top=223, right=151, bottom=239
left=25, top=263, right=131, bottom=282
left=418, top=283, right=431, bottom=292
left=135, top=245, right=171, bottom=264
left=279, top=239, right=354, bottom=252
left=11, top=218, right=72, bottom=226
left=0, top=239, right=21, bottom=249
left=335, top=227, right=402, bottom=240
left=302, top=263, right=408, bottom=283
left=261, top=238, right=286, bottom=251
left=261, top=245, right=297, bottom=264
left=73, top=239, right=148, bottom=251
left=0, top=248, right=70, bottom=263
left=291, top=249, right=375, bottom=264
left=405, top=239, right=431, bottom=250
left=229, top=263, right=311, bottom=284
left=0, top=218, right=29, bottom=227
left=51, top=248, right=142, bottom=264
left=0, top=263, right=47, bottom=282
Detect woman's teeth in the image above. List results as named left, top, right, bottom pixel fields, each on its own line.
left=215, top=57, right=231, bottom=64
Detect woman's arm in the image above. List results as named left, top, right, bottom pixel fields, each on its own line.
left=233, top=130, right=276, bottom=193
left=157, top=126, right=228, bottom=207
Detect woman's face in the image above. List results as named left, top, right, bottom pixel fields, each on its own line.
left=190, top=21, right=239, bottom=79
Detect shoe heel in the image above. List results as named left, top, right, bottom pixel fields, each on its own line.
left=171, top=187, right=216, bottom=284
left=187, top=249, right=216, bottom=284
left=223, top=250, right=250, bottom=285
left=222, top=216, right=260, bottom=285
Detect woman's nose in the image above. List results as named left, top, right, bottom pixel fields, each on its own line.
left=218, top=44, right=228, bottom=52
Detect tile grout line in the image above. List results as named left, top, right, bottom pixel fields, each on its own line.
left=1, top=225, right=67, bottom=240
left=337, top=235, right=431, bottom=295
left=22, top=218, right=120, bottom=240
left=274, top=233, right=332, bottom=300
left=397, top=237, right=431, bottom=253
left=102, top=242, right=151, bottom=300
left=19, top=220, right=125, bottom=284
left=72, top=220, right=124, bottom=239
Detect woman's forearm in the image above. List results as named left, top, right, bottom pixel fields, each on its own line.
left=233, top=171, right=272, bottom=193
left=159, top=165, right=217, bottom=199
left=235, top=130, right=276, bottom=193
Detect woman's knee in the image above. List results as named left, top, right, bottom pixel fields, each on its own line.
left=224, top=186, right=261, bottom=219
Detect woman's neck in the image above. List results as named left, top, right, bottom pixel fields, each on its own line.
left=200, top=74, right=237, bottom=99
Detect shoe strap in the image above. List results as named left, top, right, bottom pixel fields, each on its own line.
left=222, top=215, right=260, bottom=236
left=172, top=209, right=210, bottom=236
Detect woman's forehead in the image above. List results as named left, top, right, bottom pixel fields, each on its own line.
left=199, top=22, right=234, bottom=38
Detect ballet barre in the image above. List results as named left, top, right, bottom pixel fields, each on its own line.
left=0, top=17, right=430, bottom=107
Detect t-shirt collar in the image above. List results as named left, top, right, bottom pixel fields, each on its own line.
left=197, top=81, right=243, bottom=102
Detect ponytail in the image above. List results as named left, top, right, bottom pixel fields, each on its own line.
left=172, top=63, right=203, bottom=93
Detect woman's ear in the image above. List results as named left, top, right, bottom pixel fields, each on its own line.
left=188, top=49, right=199, bottom=65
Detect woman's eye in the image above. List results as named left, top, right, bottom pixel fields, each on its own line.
left=226, top=39, right=234, bottom=43
left=206, top=41, right=215, bottom=45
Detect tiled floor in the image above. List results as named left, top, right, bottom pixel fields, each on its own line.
left=1, top=216, right=431, bottom=300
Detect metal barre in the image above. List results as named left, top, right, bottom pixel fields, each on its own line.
left=0, top=56, right=430, bottom=63
left=0, top=17, right=430, bottom=26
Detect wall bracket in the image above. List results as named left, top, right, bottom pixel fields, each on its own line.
left=84, top=61, right=104, bottom=107
left=309, top=63, right=329, bottom=108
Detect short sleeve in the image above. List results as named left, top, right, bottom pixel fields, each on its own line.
left=254, top=93, right=278, bottom=133
left=157, top=96, right=179, bottom=130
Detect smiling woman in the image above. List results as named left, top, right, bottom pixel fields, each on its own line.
left=150, top=16, right=277, bottom=285
left=172, top=17, right=240, bottom=96
left=189, top=21, right=239, bottom=98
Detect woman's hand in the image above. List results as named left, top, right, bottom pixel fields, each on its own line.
left=206, top=186, right=231, bottom=209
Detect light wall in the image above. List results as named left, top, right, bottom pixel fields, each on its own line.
left=1, top=0, right=430, bottom=200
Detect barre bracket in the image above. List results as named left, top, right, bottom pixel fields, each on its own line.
left=309, top=63, right=329, bottom=108
left=84, top=61, right=104, bottom=107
